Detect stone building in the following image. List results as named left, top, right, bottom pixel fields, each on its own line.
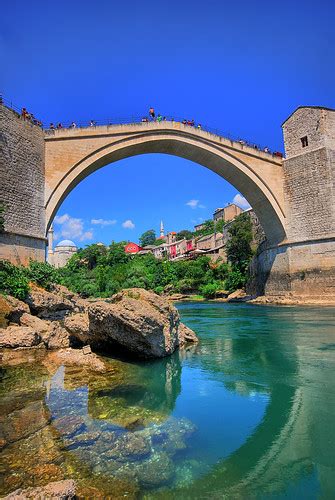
left=49, top=239, right=77, bottom=268
left=213, top=203, right=243, bottom=223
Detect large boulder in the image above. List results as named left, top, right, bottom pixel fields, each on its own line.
left=0, top=295, right=30, bottom=324
left=88, top=288, right=198, bottom=358
left=63, top=312, right=90, bottom=343
left=25, top=283, right=74, bottom=319
left=3, top=479, right=76, bottom=499
left=19, top=313, right=70, bottom=349
left=0, top=326, right=40, bottom=348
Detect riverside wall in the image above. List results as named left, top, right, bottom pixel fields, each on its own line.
left=0, top=105, right=46, bottom=264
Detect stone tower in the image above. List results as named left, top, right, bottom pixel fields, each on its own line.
left=281, top=106, right=335, bottom=296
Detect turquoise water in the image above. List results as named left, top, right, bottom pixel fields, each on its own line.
left=1, top=302, right=335, bottom=498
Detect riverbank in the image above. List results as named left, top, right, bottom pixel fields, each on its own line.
left=168, top=291, right=335, bottom=307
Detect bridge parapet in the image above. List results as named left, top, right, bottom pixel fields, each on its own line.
left=44, top=121, right=284, bottom=165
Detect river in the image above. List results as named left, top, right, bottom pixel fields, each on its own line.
left=1, top=302, right=335, bottom=498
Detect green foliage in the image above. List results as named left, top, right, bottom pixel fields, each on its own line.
left=225, top=268, right=247, bottom=293
left=176, top=230, right=194, bottom=241
left=0, top=260, right=29, bottom=300
left=0, top=202, right=5, bottom=233
left=153, top=239, right=166, bottom=246
left=139, top=229, right=156, bottom=247
left=226, top=213, right=253, bottom=271
left=199, top=282, right=221, bottom=299
left=194, top=219, right=215, bottom=237
left=214, top=219, right=225, bottom=233
left=27, top=260, right=60, bottom=290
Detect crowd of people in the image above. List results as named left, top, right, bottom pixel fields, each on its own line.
left=17, top=102, right=279, bottom=156
left=21, top=108, right=43, bottom=127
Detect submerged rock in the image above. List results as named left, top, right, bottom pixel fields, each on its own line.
left=104, top=432, right=151, bottom=461
left=46, top=347, right=106, bottom=372
left=135, top=451, right=175, bottom=487
left=3, top=479, right=76, bottom=499
left=52, top=415, right=86, bottom=437
left=88, top=288, right=198, bottom=358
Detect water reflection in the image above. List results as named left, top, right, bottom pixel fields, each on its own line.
left=1, top=304, right=335, bottom=498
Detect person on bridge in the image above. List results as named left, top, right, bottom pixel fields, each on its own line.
left=57, top=123, right=63, bottom=129
left=49, top=123, right=55, bottom=130
left=141, top=117, right=149, bottom=122
left=90, top=120, right=96, bottom=127
left=70, top=121, right=77, bottom=128
left=157, top=114, right=163, bottom=122
left=149, top=107, right=155, bottom=119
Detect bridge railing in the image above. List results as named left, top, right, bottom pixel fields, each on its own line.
left=1, top=96, right=283, bottom=157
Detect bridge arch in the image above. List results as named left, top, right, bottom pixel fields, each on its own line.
left=44, top=125, right=287, bottom=244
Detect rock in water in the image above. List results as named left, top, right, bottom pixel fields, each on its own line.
left=88, top=288, right=198, bottom=358
left=3, top=479, right=76, bottom=499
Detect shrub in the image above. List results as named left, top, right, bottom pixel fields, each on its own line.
left=27, top=260, right=60, bottom=291
left=0, top=260, right=29, bottom=300
left=199, top=282, right=221, bottom=299
left=225, top=268, right=247, bottom=293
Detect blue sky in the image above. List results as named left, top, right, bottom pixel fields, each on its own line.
left=1, top=0, right=334, bottom=245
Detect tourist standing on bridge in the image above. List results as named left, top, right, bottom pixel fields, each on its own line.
left=157, top=114, right=163, bottom=122
left=149, top=107, right=155, bottom=119
left=70, top=121, right=77, bottom=128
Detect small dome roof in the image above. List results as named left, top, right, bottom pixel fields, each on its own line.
left=56, top=239, right=77, bottom=248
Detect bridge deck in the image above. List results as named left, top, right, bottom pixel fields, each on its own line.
left=44, top=121, right=284, bottom=165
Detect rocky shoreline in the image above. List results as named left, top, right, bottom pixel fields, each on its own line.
left=169, top=290, right=335, bottom=307
left=0, top=286, right=199, bottom=498
left=0, top=285, right=198, bottom=361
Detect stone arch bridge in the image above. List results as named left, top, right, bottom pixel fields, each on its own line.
left=44, top=122, right=286, bottom=245
left=0, top=105, right=334, bottom=297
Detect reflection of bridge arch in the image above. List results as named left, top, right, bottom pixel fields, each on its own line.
left=44, top=123, right=286, bottom=244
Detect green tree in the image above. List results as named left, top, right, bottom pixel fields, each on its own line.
left=139, top=229, right=156, bottom=247
left=195, top=219, right=214, bottom=237
left=176, top=230, right=194, bottom=241
left=214, top=219, right=225, bottom=233
left=226, top=213, right=253, bottom=272
left=106, top=242, right=129, bottom=266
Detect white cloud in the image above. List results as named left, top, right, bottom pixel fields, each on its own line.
left=122, top=219, right=135, bottom=229
left=53, top=213, right=94, bottom=242
left=186, top=199, right=205, bottom=209
left=233, top=194, right=251, bottom=209
left=91, top=218, right=117, bottom=226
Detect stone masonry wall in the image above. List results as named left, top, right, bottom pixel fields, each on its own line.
left=283, top=147, right=335, bottom=241
left=283, top=107, right=335, bottom=242
left=0, top=105, right=46, bottom=264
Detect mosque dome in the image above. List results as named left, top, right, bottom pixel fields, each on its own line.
left=56, top=239, right=77, bottom=248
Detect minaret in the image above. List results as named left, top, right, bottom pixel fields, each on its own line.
left=160, top=220, right=164, bottom=238
left=47, top=225, right=54, bottom=263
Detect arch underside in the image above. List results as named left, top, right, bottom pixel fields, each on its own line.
left=45, top=134, right=287, bottom=244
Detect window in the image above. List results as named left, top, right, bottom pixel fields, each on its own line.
left=301, top=136, right=308, bottom=148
